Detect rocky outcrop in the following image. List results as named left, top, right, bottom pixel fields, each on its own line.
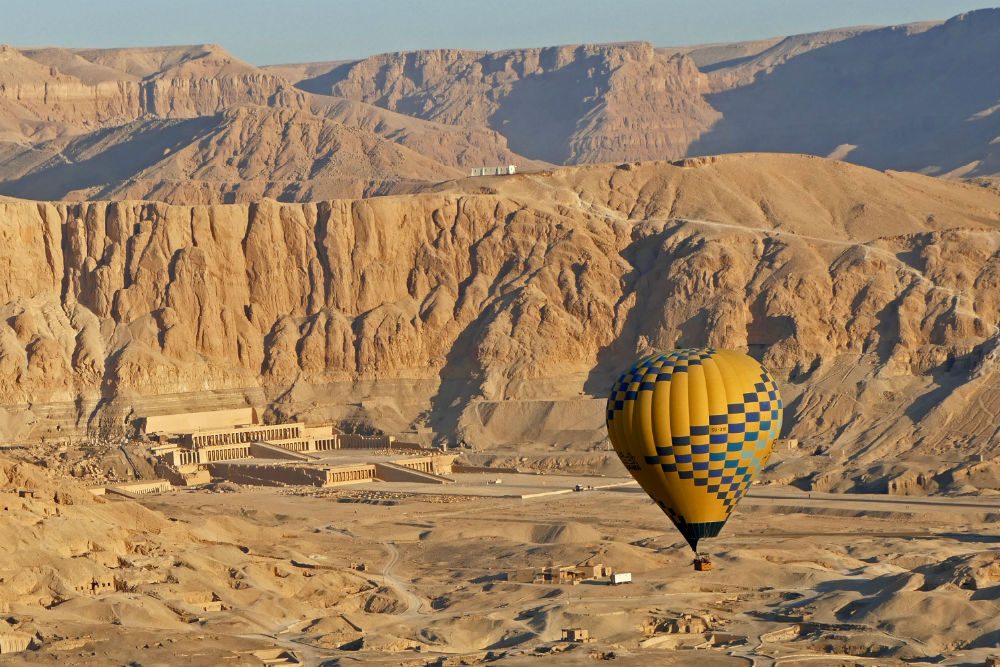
left=0, top=106, right=463, bottom=203
left=0, top=44, right=303, bottom=141
left=290, top=9, right=1000, bottom=176
left=309, top=42, right=719, bottom=164
left=0, top=156, right=997, bottom=488
left=0, top=44, right=532, bottom=203
left=4, top=10, right=1000, bottom=206
left=690, top=10, right=1000, bottom=178
left=564, top=47, right=719, bottom=163
left=313, top=96, right=548, bottom=172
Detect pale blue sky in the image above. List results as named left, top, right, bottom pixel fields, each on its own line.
left=4, top=1, right=998, bottom=65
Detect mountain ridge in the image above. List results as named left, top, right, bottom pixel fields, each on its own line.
left=1, top=9, right=998, bottom=204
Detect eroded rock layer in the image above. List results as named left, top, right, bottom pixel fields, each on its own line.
left=0, top=155, right=998, bottom=489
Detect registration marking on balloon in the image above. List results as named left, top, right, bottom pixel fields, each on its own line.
left=606, top=348, right=783, bottom=553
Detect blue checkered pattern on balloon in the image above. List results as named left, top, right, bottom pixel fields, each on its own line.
left=608, top=350, right=781, bottom=513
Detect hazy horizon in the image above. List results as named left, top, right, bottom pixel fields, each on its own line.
left=3, top=0, right=998, bottom=65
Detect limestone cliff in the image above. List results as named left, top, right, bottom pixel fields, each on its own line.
left=3, top=11, right=1000, bottom=207
left=290, top=10, right=1000, bottom=177
left=0, top=106, right=463, bottom=203
left=309, top=42, right=719, bottom=164
left=0, top=44, right=303, bottom=141
left=0, top=44, right=534, bottom=204
left=0, top=155, right=998, bottom=490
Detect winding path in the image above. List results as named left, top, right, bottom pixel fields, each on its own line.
left=380, top=541, right=426, bottom=617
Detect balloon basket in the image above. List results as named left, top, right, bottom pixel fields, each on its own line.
left=693, top=555, right=713, bottom=572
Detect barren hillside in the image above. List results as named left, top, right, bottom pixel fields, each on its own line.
left=1, top=9, right=998, bottom=205
left=282, top=9, right=1000, bottom=176
left=692, top=10, right=1000, bottom=178
left=0, top=106, right=463, bottom=203
left=0, top=155, right=997, bottom=492
left=298, top=42, right=720, bottom=164
left=0, top=455, right=391, bottom=665
left=0, top=43, right=302, bottom=141
left=0, top=44, right=536, bottom=204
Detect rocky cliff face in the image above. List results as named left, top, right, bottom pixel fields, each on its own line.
left=0, top=155, right=997, bottom=490
left=0, top=106, right=463, bottom=203
left=0, top=44, right=303, bottom=140
left=691, top=10, right=1000, bottom=178
left=3, top=11, right=1000, bottom=206
left=290, top=9, right=1000, bottom=176
left=0, top=44, right=535, bottom=203
left=311, top=42, right=718, bottom=164
left=563, top=47, right=719, bottom=163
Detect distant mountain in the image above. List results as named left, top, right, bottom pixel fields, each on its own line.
left=690, top=10, right=1000, bottom=178
left=0, top=43, right=302, bottom=141
left=0, top=9, right=998, bottom=204
left=289, top=42, right=721, bottom=165
left=0, top=44, right=537, bottom=203
left=0, top=106, right=463, bottom=203
left=279, top=9, right=1000, bottom=177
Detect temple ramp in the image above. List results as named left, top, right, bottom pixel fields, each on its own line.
left=373, top=462, right=454, bottom=485
left=250, top=442, right=321, bottom=461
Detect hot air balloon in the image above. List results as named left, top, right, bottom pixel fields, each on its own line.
left=606, top=348, right=782, bottom=566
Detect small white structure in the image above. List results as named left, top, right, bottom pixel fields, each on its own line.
left=470, top=165, right=516, bottom=177
left=611, top=572, right=632, bottom=585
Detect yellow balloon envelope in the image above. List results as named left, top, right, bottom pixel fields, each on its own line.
left=606, top=348, right=783, bottom=552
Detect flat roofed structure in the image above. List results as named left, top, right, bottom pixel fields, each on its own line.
left=561, top=628, right=593, bottom=643
left=302, top=425, right=340, bottom=451
left=147, top=408, right=458, bottom=490
left=0, top=632, right=34, bottom=654
left=107, top=480, right=172, bottom=496
left=148, top=409, right=399, bottom=453
left=338, top=434, right=397, bottom=450
left=260, top=437, right=313, bottom=453
left=207, top=461, right=377, bottom=487
left=163, top=442, right=252, bottom=466
left=469, top=165, right=517, bottom=176
left=143, top=407, right=257, bottom=435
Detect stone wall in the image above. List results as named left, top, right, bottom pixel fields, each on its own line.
left=107, top=480, right=172, bottom=495
left=206, top=461, right=333, bottom=487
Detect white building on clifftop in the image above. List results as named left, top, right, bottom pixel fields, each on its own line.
left=470, top=165, right=517, bottom=176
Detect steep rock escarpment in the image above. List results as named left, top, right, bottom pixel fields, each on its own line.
left=690, top=10, right=1000, bottom=178
left=0, top=155, right=998, bottom=488
left=0, top=44, right=535, bottom=204
left=310, top=43, right=719, bottom=164
left=4, top=10, right=1000, bottom=208
left=291, top=10, right=1000, bottom=176
left=0, top=44, right=303, bottom=138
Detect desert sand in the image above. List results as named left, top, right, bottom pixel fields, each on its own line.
left=4, top=449, right=1000, bottom=666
